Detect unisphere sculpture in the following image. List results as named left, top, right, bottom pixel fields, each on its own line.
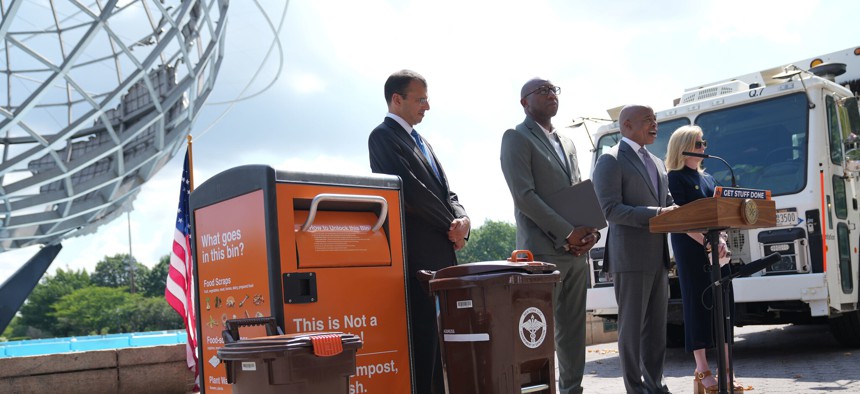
left=0, top=0, right=228, bottom=251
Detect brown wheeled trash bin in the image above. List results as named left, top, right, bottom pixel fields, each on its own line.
left=217, top=317, right=362, bottom=393
left=420, top=250, right=560, bottom=394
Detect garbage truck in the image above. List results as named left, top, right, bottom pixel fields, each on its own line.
left=585, top=45, right=860, bottom=347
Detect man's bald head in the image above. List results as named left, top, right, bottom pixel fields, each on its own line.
left=619, top=105, right=650, bottom=129
left=519, top=77, right=559, bottom=128
left=521, top=77, right=551, bottom=99
left=619, top=104, right=657, bottom=146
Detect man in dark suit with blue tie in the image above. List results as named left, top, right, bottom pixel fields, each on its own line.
left=592, top=104, right=677, bottom=393
left=368, top=69, right=470, bottom=394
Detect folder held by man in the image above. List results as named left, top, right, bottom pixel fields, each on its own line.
left=544, top=179, right=607, bottom=229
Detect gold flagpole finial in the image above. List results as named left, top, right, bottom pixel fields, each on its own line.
left=186, top=134, right=194, bottom=192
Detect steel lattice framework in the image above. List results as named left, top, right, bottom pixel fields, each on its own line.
left=0, top=0, right=228, bottom=251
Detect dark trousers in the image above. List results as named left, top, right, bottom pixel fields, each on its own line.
left=408, top=275, right=444, bottom=394
left=536, top=253, right=587, bottom=394
left=614, top=270, right=670, bottom=394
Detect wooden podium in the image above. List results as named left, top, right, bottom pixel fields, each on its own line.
left=651, top=197, right=776, bottom=233
left=650, top=197, right=775, bottom=394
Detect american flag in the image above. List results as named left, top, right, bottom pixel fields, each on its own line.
left=165, top=150, right=199, bottom=389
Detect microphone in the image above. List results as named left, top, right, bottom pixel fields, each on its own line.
left=718, top=252, right=781, bottom=284
left=682, top=151, right=737, bottom=187
left=681, top=151, right=709, bottom=159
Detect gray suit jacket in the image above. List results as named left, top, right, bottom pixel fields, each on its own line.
left=500, top=116, right=582, bottom=255
left=592, top=140, right=673, bottom=273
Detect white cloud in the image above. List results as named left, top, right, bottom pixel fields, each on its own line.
left=2, top=0, right=858, bottom=287
left=289, top=72, right=326, bottom=94
left=696, top=0, right=819, bottom=43
left=276, top=155, right=372, bottom=176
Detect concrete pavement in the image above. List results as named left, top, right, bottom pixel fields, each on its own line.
left=580, top=323, right=860, bottom=393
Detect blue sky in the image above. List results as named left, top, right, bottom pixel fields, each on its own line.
left=1, top=0, right=858, bottom=282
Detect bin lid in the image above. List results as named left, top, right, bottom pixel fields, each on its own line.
left=430, top=260, right=557, bottom=280
left=218, top=331, right=362, bottom=360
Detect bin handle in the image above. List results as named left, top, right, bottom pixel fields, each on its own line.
left=222, top=317, right=282, bottom=344
left=508, top=249, right=534, bottom=262
left=300, top=193, right=388, bottom=232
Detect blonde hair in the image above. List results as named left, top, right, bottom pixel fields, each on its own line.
left=665, top=125, right=704, bottom=172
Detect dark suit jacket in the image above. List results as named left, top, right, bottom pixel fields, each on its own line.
left=368, top=116, right=468, bottom=273
left=592, top=140, right=673, bottom=273
left=500, top=116, right=581, bottom=255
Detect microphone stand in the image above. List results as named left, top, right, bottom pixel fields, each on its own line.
left=706, top=229, right=733, bottom=394
left=710, top=251, right=779, bottom=393
left=683, top=151, right=737, bottom=187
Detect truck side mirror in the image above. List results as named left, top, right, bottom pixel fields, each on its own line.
left=846, top=148, right=860, bottom=173
left=841, top=98, right=860, bottom=173
left=841, top=97, right=860, bottom=134
left=845, top=133, right=860, bottom=173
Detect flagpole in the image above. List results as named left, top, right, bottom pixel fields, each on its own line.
left=166, top=135, right=199, bottom=390
left=186, top=133, right=199, bottom=388
left=187, top=134, right=194, bottom=192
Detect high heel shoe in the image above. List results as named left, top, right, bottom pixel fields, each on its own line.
left=732, top=380, right=752, bottom=393
left=695, top=369, right=755, bottom=393
left=694, top=370, right=718, bottom=394
left=725, top=373, right=753, bottom=392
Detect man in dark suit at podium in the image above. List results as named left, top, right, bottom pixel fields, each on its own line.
left=368, top=69, right=470, bottom=394
left=592, top=104, right=676, bottom=394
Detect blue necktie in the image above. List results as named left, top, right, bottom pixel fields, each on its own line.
left=639, top=146, right=659, bottom=194
left=411, top=129, right=441, bottom=180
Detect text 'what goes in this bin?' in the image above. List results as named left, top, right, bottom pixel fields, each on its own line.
left=199, top=229, right=245, bottom=263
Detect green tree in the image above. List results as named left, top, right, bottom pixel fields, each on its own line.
left=18, top=268, right=90, bottom=337
left=456, top=220, right=517, bottom=264
left=119, top=296, right=183, bottom=332
left=3, top=315, right=34, bottom=340
left=1, top=317, right=11, bottom=340
left=140, top=255, right=170, bottom=298
left=2, top=316, right=17, bottom=340
left=52, top=286, right=134, bottom=336
left=91, top=253, right=150, bottom=292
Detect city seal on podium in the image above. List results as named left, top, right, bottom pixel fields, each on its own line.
left=742, top=198, right=759, bottom=225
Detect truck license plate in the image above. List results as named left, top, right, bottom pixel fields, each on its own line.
left=776, top=208, right=799, bottom=227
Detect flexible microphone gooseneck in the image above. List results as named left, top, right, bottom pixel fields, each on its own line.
left=683, top=151, right=737, bottom=187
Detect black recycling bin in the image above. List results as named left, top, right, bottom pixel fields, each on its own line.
left=419, top=250, right=560, bottom=394
left=217, top=317, right=362, bottom=394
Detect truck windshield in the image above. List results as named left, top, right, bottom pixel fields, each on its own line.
left=695, top=93, right=809, bottom=195
left=592, top=93, right=809, bottom=196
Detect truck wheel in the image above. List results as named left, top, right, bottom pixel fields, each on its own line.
left=829, top=310, right=860, bottom=347
left=666, top=323, right=685, bottom=348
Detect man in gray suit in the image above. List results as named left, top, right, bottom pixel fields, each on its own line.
left=592, top=104, right=677, bottom=393
left=500, top=77, right=599, bottom=394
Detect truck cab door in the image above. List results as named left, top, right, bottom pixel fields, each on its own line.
left=825, top=93, right=859, bottom=309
